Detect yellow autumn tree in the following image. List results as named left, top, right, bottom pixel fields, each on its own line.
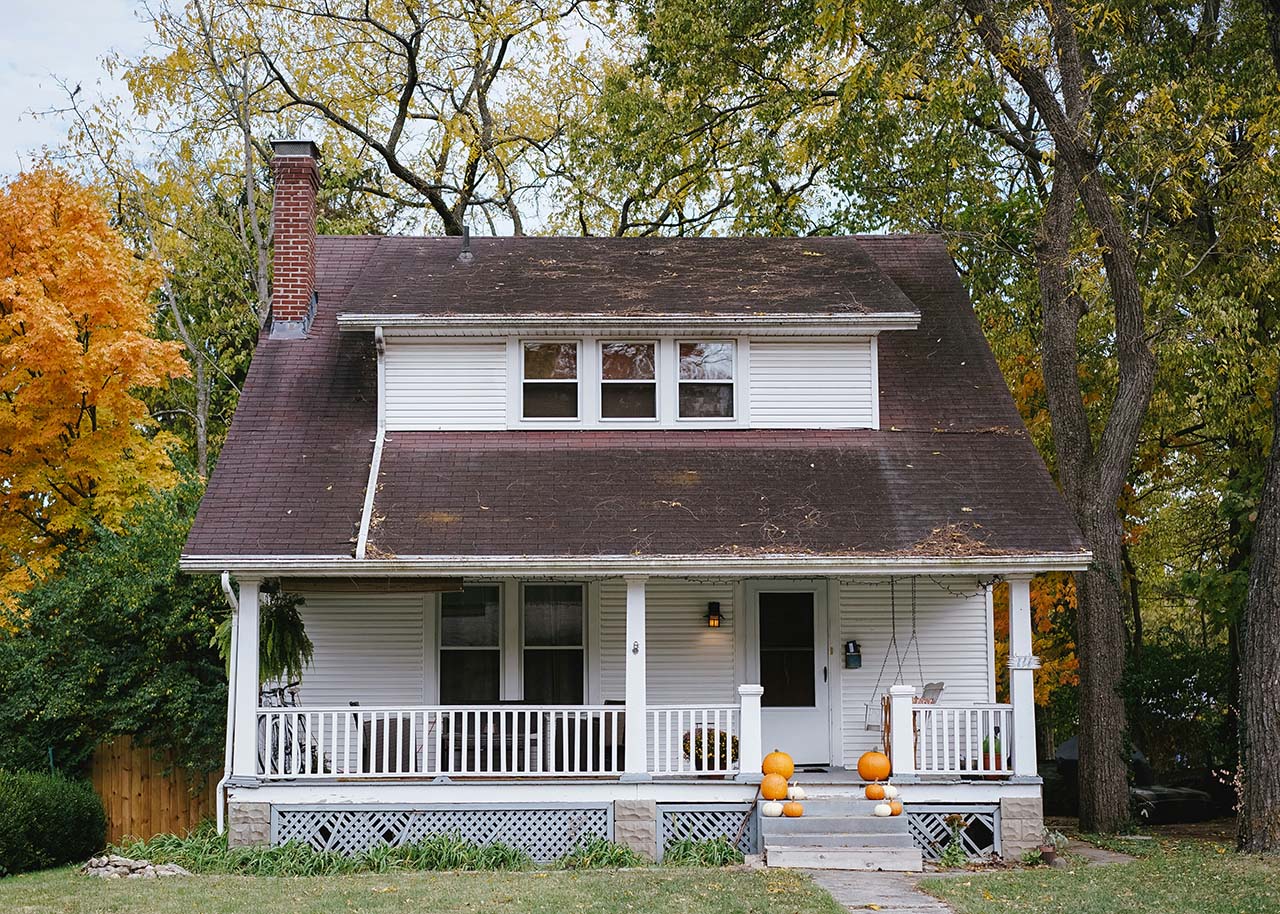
left=0, top=167, right=189, bottom=618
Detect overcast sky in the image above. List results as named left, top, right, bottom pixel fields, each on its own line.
left=0, top=0, right=151, bottom=175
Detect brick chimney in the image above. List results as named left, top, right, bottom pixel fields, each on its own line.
left=269, top=139, right=321, bottom=339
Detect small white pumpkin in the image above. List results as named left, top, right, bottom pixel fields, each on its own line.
left=882, top=783, right=899, bottom=800
left=761, top=801, right=785, bottom=818
left=787, top=784, right=807, bottom=801
left=873, top=803, right=893, bottom=818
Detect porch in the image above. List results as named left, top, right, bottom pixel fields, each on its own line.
left=225, top=574, right=1042, bottom=786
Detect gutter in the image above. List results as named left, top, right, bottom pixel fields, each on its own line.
left=336, top=312, right=922, bottom=335
left=215, top=572, right=239, bottom=835
left=354, top=326, right=386, bottom=559
left=182, top=551, right=1093, bottom=578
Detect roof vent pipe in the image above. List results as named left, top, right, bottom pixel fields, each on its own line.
left=457, top=225, right=473, bottom=264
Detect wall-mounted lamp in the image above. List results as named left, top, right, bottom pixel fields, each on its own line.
left=706, top=601, right=723, bottom=628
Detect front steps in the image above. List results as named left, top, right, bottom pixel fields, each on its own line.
left=761, top=793, right=922, bottom=872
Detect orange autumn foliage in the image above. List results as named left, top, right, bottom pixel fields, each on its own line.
left=0, top=167, right=188, bottom=619
left=993, top=575, right=1080, bottom=706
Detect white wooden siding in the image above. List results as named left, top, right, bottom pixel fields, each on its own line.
left=748, top=339, right=875, bottom=428
left=384, top=340, right=507, bottom=430
left=296, top=593, right=429, bottom=706
left=837, top=577, right=992, bottom=764
left=599, top=580, right=737, bottom=705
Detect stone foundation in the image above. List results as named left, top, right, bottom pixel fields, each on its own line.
left=613, top=799, right=658, bottom=861
left=227, top=800, right=271, bottom=848
left=998, top=796, right=1044, bottom=858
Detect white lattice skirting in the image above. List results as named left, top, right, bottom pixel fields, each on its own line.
left=657, top=803, right=758, bottom=860
left=906, top=805, right=999, bottom=861
left=271, top=804, right=611, bottom=860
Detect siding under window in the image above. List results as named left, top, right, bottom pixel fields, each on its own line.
left=748, top=339, right=875, bottom=428
left=384, top=341, right=507, bottom=430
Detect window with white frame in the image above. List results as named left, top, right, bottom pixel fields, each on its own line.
left=522, top=584, right=585, bottom=704
left=600, top=341, right=657, bottom=420
left=677, top=341, right=735, bottom=419
left=439, top=585, right=502, bottom=703
left=522, top=342, right=579, bottom=418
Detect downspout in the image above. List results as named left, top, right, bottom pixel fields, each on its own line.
left=355, top=326, right=386, bottom=559
left=216, top=571, right=240, bottom=835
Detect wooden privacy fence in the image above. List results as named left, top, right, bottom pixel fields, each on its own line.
left=89, top=736, right=219, bottom=843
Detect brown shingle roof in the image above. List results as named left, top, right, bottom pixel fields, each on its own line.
left=335, top=236, right=920, bottom=318
left=184, top=234, right=1085, bottom=561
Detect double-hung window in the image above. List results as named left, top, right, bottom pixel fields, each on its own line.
left=522, top=342, right=579, bottom=418
left=600, top=342, right=657, bottom=420
left=678, top=341, right=735, bottom=419
left=522, top=584, right=585, bottom=704
left=439, top=585, right=501, bottom=704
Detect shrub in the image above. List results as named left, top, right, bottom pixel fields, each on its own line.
left=0, top=770, right=106, bottom=876
left=117, top=824, right=530, bottom=875
left=555, top=836, right=647, bottom=869
left=662, top=836, right=744, bottom=866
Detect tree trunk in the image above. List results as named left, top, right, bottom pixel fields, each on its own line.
left=1239, top=380, right=1280, bottom=853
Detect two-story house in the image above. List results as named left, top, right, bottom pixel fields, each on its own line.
left=181, top=140, right=1089, bottom=870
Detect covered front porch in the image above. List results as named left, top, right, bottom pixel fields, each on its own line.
left=224, top=572, right=1044, bottom=787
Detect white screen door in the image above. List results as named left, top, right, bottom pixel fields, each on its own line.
left=757, top=590, right=829, bottom=765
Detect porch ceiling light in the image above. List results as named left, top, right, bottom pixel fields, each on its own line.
left=706, top=601, right=722, bottom=628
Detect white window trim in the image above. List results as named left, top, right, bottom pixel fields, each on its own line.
left=518, top=339, right=582, bottom=422
left=674, top=338, right=739, bottom=424
left=598, top=340, right=660, bottom=424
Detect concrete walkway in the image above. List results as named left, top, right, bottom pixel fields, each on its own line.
left=805, top=869, right=955, bottom=914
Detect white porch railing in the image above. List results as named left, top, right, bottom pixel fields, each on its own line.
left=647, top=706, right=741, bottom=776
left=257, top=701, right=751, bottom=780
left=911, top=703, right=1013, bottom=776
left=257, top=706, right=627, bottom=779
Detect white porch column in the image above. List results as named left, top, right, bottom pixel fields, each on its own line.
left=888, top=684, right=916, bottom=779
left=1007, top=574, right=1039, bottom=777
left=735, top=684, right=764, bottom=783
left=230, top=577, right=261, bottom=780
left=623, top=576, right=650, bottom=780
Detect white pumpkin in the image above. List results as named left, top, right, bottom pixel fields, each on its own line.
left=882, top=784, right=899, bottom=800
left=873, top=803, right=893, bottom=818
left=787, top=784, right=807, bottom=801
left=761, top=801, right=785, bottom=818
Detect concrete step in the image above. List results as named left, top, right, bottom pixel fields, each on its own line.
left=760, top=815, right=909, bottom=836
left=772, top=798, right=886, bottom=816
left=764, top=845, right=923, bottom=872
left=764, top=831, right=918, bottom=849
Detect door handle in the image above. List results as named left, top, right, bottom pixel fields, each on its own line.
left=823, top=666, right=828, bottom=683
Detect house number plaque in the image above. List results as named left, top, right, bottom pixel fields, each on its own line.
left=1008, top=654, right=1042, bottom=670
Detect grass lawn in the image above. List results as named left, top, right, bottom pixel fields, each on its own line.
left=922, top=837, right=1280, bottom=914
left=0, top=865, right=845, bottom=914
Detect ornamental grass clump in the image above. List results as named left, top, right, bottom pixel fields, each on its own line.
left=662, top=836, right=744, bottom=867
left=555, top=836, right=647, bottom=869
left=116, top=824, right=530, bottom=875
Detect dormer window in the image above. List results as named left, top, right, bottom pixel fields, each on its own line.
left=600, top=342, right=657, bottom=420
left=678, top=341, right=735, bottom=419
left=522, top=342, right=578, bottom=418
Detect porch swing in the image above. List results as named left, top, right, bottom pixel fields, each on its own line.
left=862, top=576, right=945, bottom=732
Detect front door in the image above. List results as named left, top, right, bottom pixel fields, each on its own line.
left=756, top=590, right=829, bottom=765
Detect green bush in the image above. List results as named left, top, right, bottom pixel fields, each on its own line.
left=0, top=771, right=106, bottom=877
left=118, top=824, right=531, bottom=875
left=662, top=836, right=744, bottom=866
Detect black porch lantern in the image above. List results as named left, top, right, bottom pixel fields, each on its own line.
left=706, top=601, right=723, bottom=628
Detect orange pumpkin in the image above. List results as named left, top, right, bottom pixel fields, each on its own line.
left=857, top=750, right=892, bottom=782
left=889, top=799, right=903, bottom=816
left=762, top=749, right=795, bottom=780
left=783, top=801, right=804, bottom=818
left=864, top=782, right=886, bottom=801
left=761, top=773, right=789, bottom=800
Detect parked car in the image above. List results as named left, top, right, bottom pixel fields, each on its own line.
left=1045, top=736, right=1217, bottom=823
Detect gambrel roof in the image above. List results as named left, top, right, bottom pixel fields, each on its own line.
left=183, top=234, right=1087, bottom=564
